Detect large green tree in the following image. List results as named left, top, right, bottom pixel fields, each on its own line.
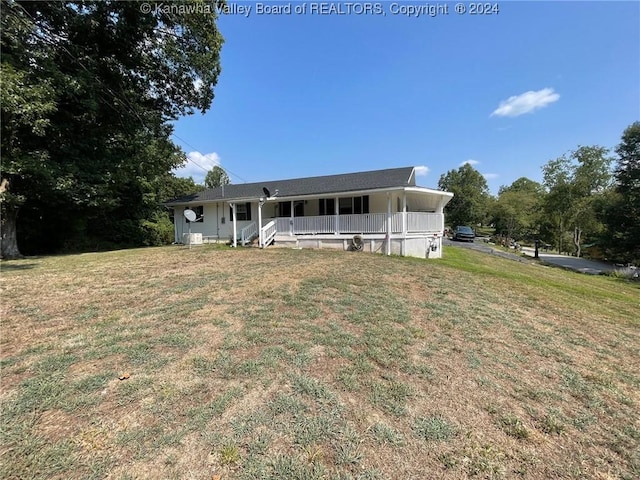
left=204, top=165, right=230, bottom=189
left=492, top=177, right=544, bottom=242
left=0, top=60, right=57, bottom=258
left=542, top=146, right=613, bottom=257
left=1, top=0, right=224, bottom=258
left=604, top=122, right=640, bottom=263
left=438, top=163, right=490, bottom=228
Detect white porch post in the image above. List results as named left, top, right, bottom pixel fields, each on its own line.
left=176, top=208, right=181, bottom=244
left=402, top=191, right=407, bottom=235
left=402, top=191, right=407, bottom=256
left=231, top=203, right=237, bottom=248
left=290, top=200, right=294, bottom=236
left=386, top=193, right=392, bottom=256
left=437, top=197, right=446, bottom=232
left=258, top=200, right=263, bottom=248
left=334, top=196, right=339, bottom=235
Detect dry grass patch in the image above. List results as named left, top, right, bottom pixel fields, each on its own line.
left=1, top=245, right=638, bottom=479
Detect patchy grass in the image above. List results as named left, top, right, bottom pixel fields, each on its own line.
left=413, top=415, right=457, bottom=441
left=1, top=245, right=639, bottom=479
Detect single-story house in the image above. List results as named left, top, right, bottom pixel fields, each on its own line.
left=165, top=166, right=454, bottom=259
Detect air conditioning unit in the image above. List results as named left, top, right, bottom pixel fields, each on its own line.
left=183, top=233, right=203, bottom=245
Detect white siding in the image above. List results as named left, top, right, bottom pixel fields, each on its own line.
left=304, top=200, right=320, bottom=217
left=219, top=202, right=256, bottom=241
left=174, top=202, right=238, bottom=243
left=368, top=193, right=388, bottom=213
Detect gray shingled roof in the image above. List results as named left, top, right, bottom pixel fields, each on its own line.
left=165, top=166, right=416, bottom=205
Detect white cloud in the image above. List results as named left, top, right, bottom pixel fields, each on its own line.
left=460, top=159, right=480, bottom=167
left=414, top=165, right=430, bottom=176
left=482, top=173, right=499, bottom=180
left=173, top=151, right=221, bottom=184
left=491, top=88, right=560, bottom=117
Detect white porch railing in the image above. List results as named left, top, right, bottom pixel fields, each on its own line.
left=338, top=213, right=387, bottom=233
left=407, top=212, right=442, bottom=232
left=272, top=216, right=335, bottom=234
left=240, top=222, right=258, bottom=246
left=294, top=215, right=336, bottom=234
left=276, top=217, right=291, bottom=234
left=392, top=212, right=403, bottom=233
left=269, top=212, right=442, bottom=235
left=261, top=220, right=277, bottom=247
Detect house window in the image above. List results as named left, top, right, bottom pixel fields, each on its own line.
left=337, top=196, right=369, bottom=215
left=230, top=202, right=252, bottom=221
left=278, top=201, right=305, bottom=217
left=278, top=201, right=291, bottom=218
left=318, top=198, right=335, bottom=216
left=339, top=197, right=352, bottom=215
left=360, top=196, right=369, bottom=214
left=185, top=206, right=203, bottom=222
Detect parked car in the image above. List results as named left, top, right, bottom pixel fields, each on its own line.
left=453, top=225, right=475, bottom=242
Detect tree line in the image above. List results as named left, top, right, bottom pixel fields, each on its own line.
left=1, top=0, right=224, bottom=259
left=438, top=122, right=640, bottom=264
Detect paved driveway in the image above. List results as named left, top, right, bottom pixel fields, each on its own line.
left=443, top=238, right=532, bottom=263
left=445, top=238, right=617, bottom=275
left=520, top=247, right=616, bottom=275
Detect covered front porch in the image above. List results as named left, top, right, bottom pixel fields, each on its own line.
left=230, top=188, right=451, bottom=259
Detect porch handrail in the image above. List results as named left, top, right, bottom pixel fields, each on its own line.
left=407, top=212, right=442, bottom=232
left=339, top=213, right=387, bottom=233
left=261, top=220, right=277, bottom=247
left=275, top=217, right=290, bottom=233
left=294, top=215, right=334, bottom=234
left=268, top=213, right=442, bottom=236
left=240, top=222, right=258, bottom=246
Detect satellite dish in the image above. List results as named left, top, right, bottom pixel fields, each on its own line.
left=263, top=187, right=271, bottom=198
left=184, top=209, right=197, bottom=222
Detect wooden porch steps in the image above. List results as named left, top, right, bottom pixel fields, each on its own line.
left=273, top=235, right=299, bottom=248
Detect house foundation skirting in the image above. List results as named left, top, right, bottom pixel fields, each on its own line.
left=202, top=236, right=225, bottom=244
left=272, top=233, right=443, bottom=259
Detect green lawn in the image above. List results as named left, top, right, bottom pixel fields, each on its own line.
left=1, top=245, right=638, bottom=479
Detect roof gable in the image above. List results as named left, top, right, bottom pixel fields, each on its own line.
left=166, top=166, right=416, bottom=205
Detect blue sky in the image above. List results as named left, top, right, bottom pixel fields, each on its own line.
left=172, top=1, right=640, bottom=194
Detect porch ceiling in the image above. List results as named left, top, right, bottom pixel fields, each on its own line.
left=406, top=187, right=453, bottom=211
left=209, top=186, right=453, bottom=207
left=167, top=185, right=453, bottom=213
left=233, top=186, right=407, bottom=203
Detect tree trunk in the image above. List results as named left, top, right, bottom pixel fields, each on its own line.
left=0, top=207, right=23, bottom=259
left=507, top=217, right=515, bottom=247
left=557, top=217, right=563, bottom=254
left=573, top=226, right=582, bottom=258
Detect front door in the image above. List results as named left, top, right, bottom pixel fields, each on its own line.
left=294, top=200, right=304, bottom=217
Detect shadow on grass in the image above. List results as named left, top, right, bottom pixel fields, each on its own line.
left=1, top=261, right=39, bottom=271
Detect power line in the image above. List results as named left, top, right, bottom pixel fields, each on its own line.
left=171, top=132, right=248, bottom=183
left=14, top=3, right=150, bottom=131
left=13, top=2, right=248, bottom=184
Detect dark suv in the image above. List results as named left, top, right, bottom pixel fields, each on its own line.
left=453, top=226, right=475, bottom=242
